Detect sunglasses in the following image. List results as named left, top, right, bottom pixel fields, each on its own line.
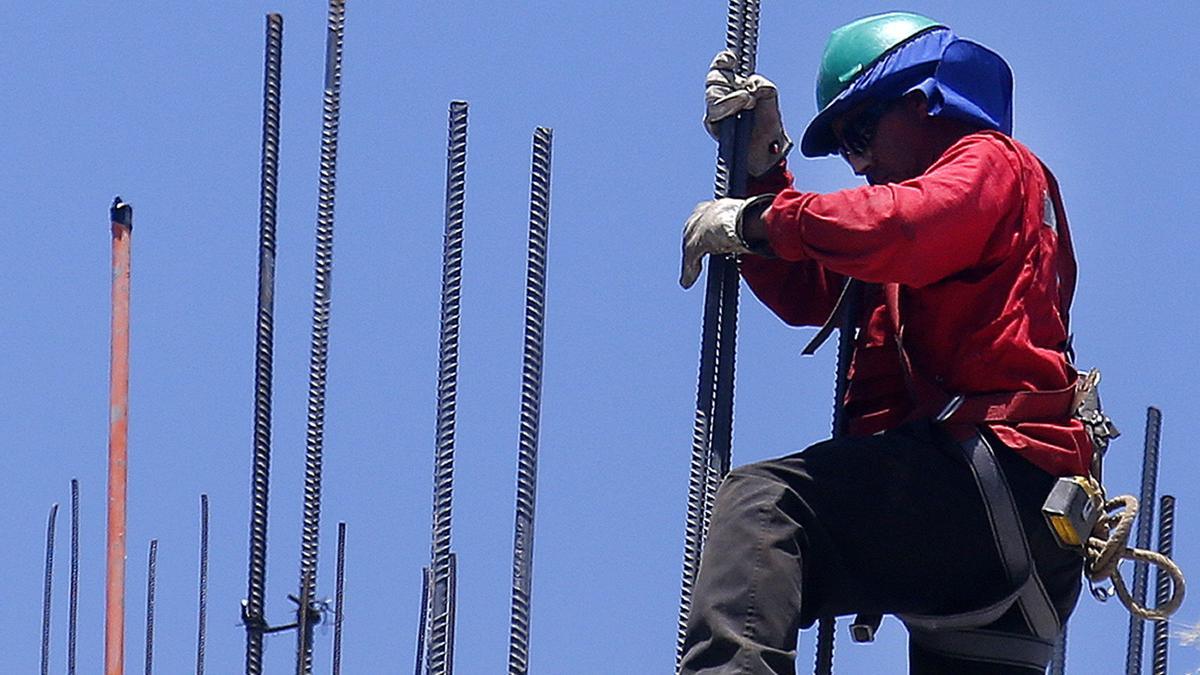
left=837, top=98, right=899, bottom=158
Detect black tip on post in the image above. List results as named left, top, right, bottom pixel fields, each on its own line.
left=111, top=196, right=133, bottom=229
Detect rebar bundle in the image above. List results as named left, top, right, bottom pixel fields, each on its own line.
left=244, top=12, right=284, bottom=675
left=295, top=2, right=347, bottom=671
left=420, top=99, right=468, bottom=675
left=507, top=126, right=553, bottom=675
left=1126, top=407, right=1162, bottom=675
left=677, top=0, right=760, bottom=665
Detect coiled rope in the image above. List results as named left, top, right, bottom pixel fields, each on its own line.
left=1086, top=492, right=1185, bottom=621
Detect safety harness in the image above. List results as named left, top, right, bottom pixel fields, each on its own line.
left=804, top=164, right=1184, bottom=668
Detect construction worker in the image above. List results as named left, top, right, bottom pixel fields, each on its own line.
left=679, top=12, right=1096, bottom=674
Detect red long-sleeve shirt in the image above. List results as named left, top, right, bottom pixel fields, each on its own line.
left=741, top=131, right=1091, bottom=477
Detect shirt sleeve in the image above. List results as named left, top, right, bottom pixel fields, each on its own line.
left=739, top=159, right=846, bottom=326
left=761, top=134, right=1023, bottom=288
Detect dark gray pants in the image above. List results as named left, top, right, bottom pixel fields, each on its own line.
left=678, top=422, right=1083, bottom=674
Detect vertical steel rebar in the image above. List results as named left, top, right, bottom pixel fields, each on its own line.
left=41, top=503, right=59, bottom=675
left=197, top=495, right=210, bottom=675
left=1151, top=495, right=1175, bottom=675
left=415, top=568, right=431, bottom=675
left=144, top=540, right=158, bottom=675
left=422, top=99, right=468, bottom=675
left=245, top=12, right=284, bottom=675
left=296, top=3, right=346, bottom=671
left=1126, top=406, right=1162, bottom=675
left=69, top=479, right=80, bottom=675
left=333, top=522, right=347, bottom=675
left=677, top=0, right=759, bottom=664
left=107, top=196, right=133, bottom=675
left=507, top=126, right=553, bottom=675
left=1049, top=629, right=1067, bottom=675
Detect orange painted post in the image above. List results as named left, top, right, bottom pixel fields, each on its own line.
left=106, top=197, right=132, bottom=675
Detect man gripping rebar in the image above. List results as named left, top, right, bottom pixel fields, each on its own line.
left=679, top=12, right=1097, bottom=674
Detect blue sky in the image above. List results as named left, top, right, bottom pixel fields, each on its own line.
left=2, top=1, right=1197, bottom=672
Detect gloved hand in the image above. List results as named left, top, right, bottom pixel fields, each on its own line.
left=704, top=50, right=793, bottom=177
left=680, top=196, right=770, bottom=289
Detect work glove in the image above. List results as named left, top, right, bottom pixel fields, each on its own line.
left=680, top=196, right=772, bottom=289
left=704, top=50, right=793, bottom=177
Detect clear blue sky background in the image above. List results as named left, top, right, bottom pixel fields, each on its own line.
left=2, top=1, right=1197, bottom=673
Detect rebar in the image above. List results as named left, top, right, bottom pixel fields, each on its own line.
left=294, top=570, right=315, bottom=675
left=414, top=568, right=431, bottom=675
left=107, top=196, right=133, bottom=675
left=296, top=2, right=346, bottom=671
left=333, top=522, right=347, bottom=675
left=245, top=12, right=284, bottom=675
left=816, top=283, right=861, bottom=675
left=1151, top=495, right=1175, bottom=675
left=144, top=540, right=158, bottom=675
left=197, top=494, right=209, bottom=675
left=41, top=503, right=58, bottom=675
left=423, top=99, right=468, bottom=675
left=677, top=1, right=759, bottom=665
left=507, top=126, right=553, bottom=675
left=69, top=479, right=80, bottom=675
left=1126, top=406, right=1162, bottom=675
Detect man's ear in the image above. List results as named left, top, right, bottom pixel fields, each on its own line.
left=905, top=90, right=930, bottom=117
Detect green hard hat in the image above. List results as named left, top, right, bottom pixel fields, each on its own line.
left=816, top=11, right=943, bottom=111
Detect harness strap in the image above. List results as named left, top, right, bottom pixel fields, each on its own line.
left=800, top=278, right=858, bottom=356
left=900, top=432, right=1060, bottom=667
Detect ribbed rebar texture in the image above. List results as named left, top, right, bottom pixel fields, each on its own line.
left=423, top=99, right=468, bottom=675
left=333, top=522, right=347, bottom=675
left=1151, top=495, right=1175, bottom=675
left=415, top=567, right=431, bottom=675
left=677, top=0, right=759, bottom=665
left=68, top=479, right=80, bottom=675
left=197, top=495, right=210, bottom=675
left=1126, top=406, right=1162, bottom=675
left=296, top=3, right=346, bottom=672
left=145, top=540, right=158, bottom=675
left=41, top=503, right=58, bottom=675
left=245, top=12, right=283, bottom=675
left=1049, top=628, right=1067, bottom=675
left=295, top=570, right=315, bottom=675
left=507, top=126, right=553, bottom=675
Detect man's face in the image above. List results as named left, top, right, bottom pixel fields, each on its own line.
left=833, top=93, right=931, bottom=185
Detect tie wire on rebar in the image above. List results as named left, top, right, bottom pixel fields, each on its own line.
left=677, top=0, right=759, bottom=667
left=243, top=11, right=284, bottom=675
left=507, top=126, right=554, bottom=675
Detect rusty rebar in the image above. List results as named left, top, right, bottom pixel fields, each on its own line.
left=69, top=479, right=80, bottom=675
left=197, top=494, right=209, bottom=675
left=1126, top=407, right=1162, bottom=675
left=333, top=522, right=347, bottom=675
left=1151, top=495, right=1175, bottom=675
left=107, top=196, right=133, bottom=675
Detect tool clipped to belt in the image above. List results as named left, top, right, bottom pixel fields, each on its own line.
left=1041, top=371, right=1185, bottom=621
